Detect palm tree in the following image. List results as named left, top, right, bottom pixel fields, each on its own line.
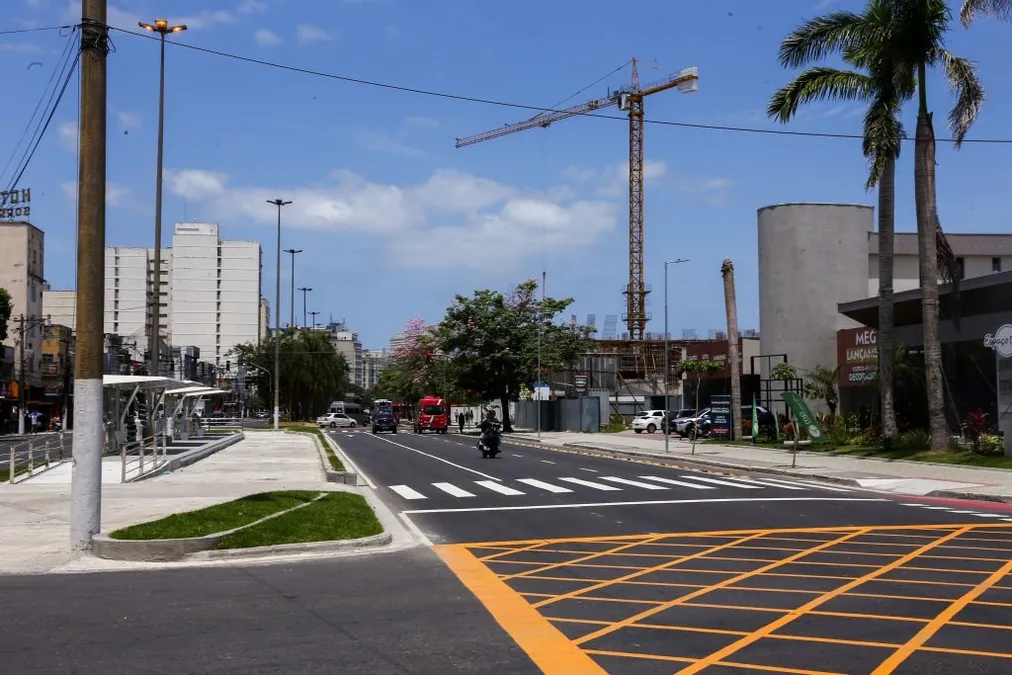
left=770, top=0, right=981, bottom=451
left=768, top=0, right=906, bottom=439
left=960, top=0, right=1012, bottom=24
left=721, top=259, right=742, bottom=440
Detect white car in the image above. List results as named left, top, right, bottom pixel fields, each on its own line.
left=631, top=409, right=666, bottom=434
left=317, top=412, right=356, bottom=429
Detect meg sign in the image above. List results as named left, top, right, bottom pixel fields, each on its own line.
left=985, top=324, right=1012, bottom=358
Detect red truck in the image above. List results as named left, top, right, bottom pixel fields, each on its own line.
left=413, top=396, right=449, bottom=434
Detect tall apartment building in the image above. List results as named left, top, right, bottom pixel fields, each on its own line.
left=42, top=222, right=262, bottom=371
left=325, top=321, right=364, bottom=388
left=170, top=223, right=261, bottom=367
left=362, top=349, right=388, bottom=389
left=0, top=220, right=45, bottom=387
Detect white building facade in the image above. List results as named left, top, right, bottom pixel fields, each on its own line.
left=0, top=220, right=45, bottom=386
left=362, top=349, right=388, bottom=389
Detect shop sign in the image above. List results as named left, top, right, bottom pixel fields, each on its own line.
left=837, top=327, right=878, bottom=388
left=984, top=324, right=1012, bottom=358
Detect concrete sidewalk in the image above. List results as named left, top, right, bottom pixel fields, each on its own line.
left=0, top=431, right=346, bottom=575
left=509, top=430, right=1012, bottom=503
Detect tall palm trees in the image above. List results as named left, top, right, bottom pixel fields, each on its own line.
left=769, top=0, right=984, bottom=450
left=960, top=0, right=1012, bottom=24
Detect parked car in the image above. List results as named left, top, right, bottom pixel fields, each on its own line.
left=678, top=405, right=775, bottom=439
left=631, top=409, right=666, bottom=434
left=317, top=412, right=356, bottom=429
left=372, top=410, right=398, bottom=434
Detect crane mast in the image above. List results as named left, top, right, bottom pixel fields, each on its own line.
left=455, top=59, right=698, bottom=340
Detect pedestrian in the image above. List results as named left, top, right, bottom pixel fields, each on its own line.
left=457, top=412, right=465, bottom=434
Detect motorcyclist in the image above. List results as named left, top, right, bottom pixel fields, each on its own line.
left=477, top=410, right=500, bottom=450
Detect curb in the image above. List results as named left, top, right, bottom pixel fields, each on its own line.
left=189, top=532, right=393, bottom=560
left=128, top=432, right=244, bottom=482
left=923, top=490, right=1012, bottom=505
left=296, top=430, right=358, bottom=485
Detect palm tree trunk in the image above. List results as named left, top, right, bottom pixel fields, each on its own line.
left=914, top=66, right=949, bottom=451
left=721, top=259, right=742, bottom=441
left=878, top=155, right=898, bottom=440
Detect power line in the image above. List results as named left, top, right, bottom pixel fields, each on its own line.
left=0, top=25, right=72, bottom=36
left=108, top=25, right=1012, bottom=146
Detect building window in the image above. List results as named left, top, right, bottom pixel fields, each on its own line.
left=993, top=257, right=1002, bottom=273
left=956, top=257, right=966, bottom=280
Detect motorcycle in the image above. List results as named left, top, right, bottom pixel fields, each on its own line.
left=477, top=422, right=503, bottom=459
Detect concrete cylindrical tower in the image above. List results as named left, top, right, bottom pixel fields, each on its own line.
left=758, top=203, right=872, bottom=392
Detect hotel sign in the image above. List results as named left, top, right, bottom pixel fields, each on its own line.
left=0, top=188, right=31, bottom=220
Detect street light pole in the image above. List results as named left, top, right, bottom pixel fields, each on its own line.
left=297, top=286, right=312, bottom=328
left=267, top=199, right=291, bottom=430
left=309, top=310, right=320, bottom=329
left=537, top=270, right=545, bottom=441
left=663, top=258, right=689, bottom=454
left=284, top=248, right=301, bottom=328
left=139, top=18, right=186, bottom=383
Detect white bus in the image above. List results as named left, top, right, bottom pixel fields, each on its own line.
left=329, top=401, right=368, bottom=424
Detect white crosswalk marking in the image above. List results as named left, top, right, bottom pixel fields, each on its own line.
left=517, top=478, right=573, bottom=493
left=432, top=482, right=475, bottom=497
left=764, top=478, right=855, bottom=492
left=679, top=475, right=763, bottom=489
left=389, top=485, right=426, bottom=500
left=558, top=477, right=622, bottom=491
left=728, top=477, right=808, bottom=490
left=637, top=476, right=716, bottom=490
left=475, top=480, right=525, bottom=496
left=599, top=476, right=668, bottom=490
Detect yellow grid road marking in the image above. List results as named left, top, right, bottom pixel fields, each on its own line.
left=437, top=524, right=1012, bottom=674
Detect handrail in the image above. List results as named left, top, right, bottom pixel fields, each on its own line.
left=120, top=432, right=169, bottom=482
left=6, top=433, right=68, bottom=484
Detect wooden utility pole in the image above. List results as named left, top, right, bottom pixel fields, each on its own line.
left=70, top=0, right=108, bottom=552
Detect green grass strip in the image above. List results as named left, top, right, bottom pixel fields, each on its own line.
left=215, top=491, right=382, bottom=549
left=109, top=490, right=322, bottom=540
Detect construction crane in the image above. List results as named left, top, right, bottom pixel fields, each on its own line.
left=455, top=59, right=698, bottom=340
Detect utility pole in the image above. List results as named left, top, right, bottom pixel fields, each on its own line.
left=284, top=248, right=301, bottom=328
left=297, top=287, right=311, bottom=328
left=267, top=199, right=291, bottom=430
left=537, top=271, right=545, bottom=441
left=70, top=0, right=109, bottom=552
left=663, top=258, right=688, bottom=454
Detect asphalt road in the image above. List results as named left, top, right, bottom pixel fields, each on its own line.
left=0, top=548, right=536, bottom=675
left=330, top=428, right=1012, bottom=674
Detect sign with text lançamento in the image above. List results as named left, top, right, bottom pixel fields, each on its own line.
left=0, top=188, right=31, bottom=220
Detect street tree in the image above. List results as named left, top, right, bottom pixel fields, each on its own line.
left=0, top=287, right=11, bottom=342
left=721, top=260, right=742, bottom=441
left=437, top=279, right=593, bottom=432
left=804, top=365, right=841, bottom=418
left=231, top=329, right=351, bottom=421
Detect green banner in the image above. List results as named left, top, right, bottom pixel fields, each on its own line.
left=780, top=392, right=824, bottom=443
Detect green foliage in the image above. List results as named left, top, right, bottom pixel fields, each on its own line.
left=770, top=362, right=797, bottom=381
left=895, top=429, right=931, bottom=451
left=435, top=279, right=593, bottom=429
left=603, top=414, right=627, bottom=433
left=0, top=287, right=11, bottom=343
left=230, top=329, right=351, bottom=421
left=976, top=433, right=1005, bottom=456
left=804, top=365, right=840, bottom=414
left=678, top=359, right=723, bottom=416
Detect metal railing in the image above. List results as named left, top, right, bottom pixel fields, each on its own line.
left=5, top=433, right=69, bottom=484
left=120, top=432, right=169, bottom=482
left=199, top=417, right=245, bottom=435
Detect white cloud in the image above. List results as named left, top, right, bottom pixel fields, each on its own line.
left=237, top=0, right=268, bottom=12
left=163, top=167, right=618, bottom=269
left=57, top=120, right=77, bottom=151
left=675, top=177, right=735, bottom=206
left=254, top=28, right=282, bottom=46
left=116, top=110, right=141, bottom=129
left=356, top=131, right=432, bottom=159
left=61, top=181, right=130, bottom=206
left=597, top=159, right=667, bottom=197
left=297, top=24, right=333, bottom=43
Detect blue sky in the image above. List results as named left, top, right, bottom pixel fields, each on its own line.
left=3, top=0, right=1012, bottom=349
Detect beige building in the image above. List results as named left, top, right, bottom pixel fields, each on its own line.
left=0, top=220, right=45, bottom=387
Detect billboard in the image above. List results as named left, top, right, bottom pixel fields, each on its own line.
left=837, top=327, right=878, bottom=388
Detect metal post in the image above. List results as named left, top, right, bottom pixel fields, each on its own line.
left=7, top=444, right=13, bottom=484
left=663, top=259, right=689, bottom=454
left=284, top=249, right=301, bottom=328
left=149, top=32, right=166, bottom=382
left=298, top=287, right=311, bottom=328
left=537, top=271, right=545, bottom=441
left=17, top=315, right=25, bottom=436
left=267, top=199, right=291, bottom=430
left=70, top=0, right=109, bottom=552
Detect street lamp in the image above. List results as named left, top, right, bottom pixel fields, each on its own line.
left=664, top=258, right=689, bottom=454
left=297, top=286, right=312, bottom=328
left=537, top=270, right=546, bottom=441
left=138, top=18, right=186, bottom=383
left=284, top=248, right=302, bottom=328
left=267, top=199, right=292, bottom=430
left=309, top=310, right=320, bottom=329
